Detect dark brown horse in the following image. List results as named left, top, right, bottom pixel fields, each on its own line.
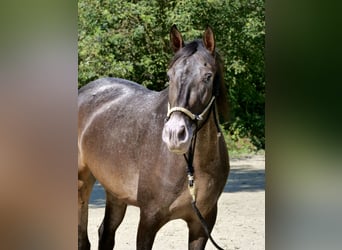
left=78, top=25, right=230, bottom=250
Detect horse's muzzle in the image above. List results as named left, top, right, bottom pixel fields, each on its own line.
left=162, top=113, right=194, bottom=155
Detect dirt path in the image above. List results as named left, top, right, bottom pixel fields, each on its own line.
left=87, top=154, right=265, bottom=250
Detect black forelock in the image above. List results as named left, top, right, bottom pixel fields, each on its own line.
left=168, top=40, right=204, bottom=68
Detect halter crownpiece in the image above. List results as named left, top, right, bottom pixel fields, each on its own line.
left=166, top=96, right=216, bottom=121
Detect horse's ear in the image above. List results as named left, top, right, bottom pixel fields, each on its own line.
left=203, top=26, right=215, bottom=55
left=170, top=25, right=184, bottom=53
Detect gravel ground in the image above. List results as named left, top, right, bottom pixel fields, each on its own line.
left=87, top=154, right=265, bottom=250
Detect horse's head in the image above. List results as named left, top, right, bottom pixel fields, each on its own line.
left=162, top=25, right=228, bottom=154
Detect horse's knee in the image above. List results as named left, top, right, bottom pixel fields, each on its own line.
left=97, top=220, right=106, bottom=240
left=187, top=224, right=208, bottom=250
left=187, top=205, right=218, bottom=249
left=98, top=219, right=116, bottom=250
left=78, top=169, right=95, bottom=200
left=78, top=180, right=88, bottom=206
left=136, top=211, right=167, bottom=249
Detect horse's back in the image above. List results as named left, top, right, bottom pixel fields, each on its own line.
left=78, top=77, right=149, bottom=99
left=78, top=77, right=160, bottom=131
left=79, top=78, right=150, bottom=114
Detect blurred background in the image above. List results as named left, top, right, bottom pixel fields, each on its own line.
left=1, top=0, right=342, bottom=249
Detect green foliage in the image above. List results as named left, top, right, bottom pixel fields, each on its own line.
left=78, top=0, right=172, bottom=90
left=221, top=125, right=257, bottom=157
left=78, top=0, right=265, bottom=149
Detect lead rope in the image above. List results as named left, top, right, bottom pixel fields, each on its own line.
left=183, top=105, right=225, bottom=250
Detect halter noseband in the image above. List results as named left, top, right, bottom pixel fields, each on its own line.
left=166, top=96, right=216, bottom=121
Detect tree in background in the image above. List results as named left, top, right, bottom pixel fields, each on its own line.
left=78, top=0, right=265, bottom=150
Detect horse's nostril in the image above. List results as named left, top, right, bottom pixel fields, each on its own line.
left=178, top=126, right=187, bottom=141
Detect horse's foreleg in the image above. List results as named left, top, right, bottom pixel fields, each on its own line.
left=136, top=209, right=167, bottom=250
left=78, top=166, right=96, bottom=250
left=98, top=191, right=127, bottom=250
left=187, top=204, right=218, bottom=250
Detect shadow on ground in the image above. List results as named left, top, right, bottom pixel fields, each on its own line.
left=89, top=182, right=106, bottom=208
left=224, top=165, right=265, bottom=192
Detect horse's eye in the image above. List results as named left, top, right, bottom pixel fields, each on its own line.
left=204, top=73, right=212, bottom=82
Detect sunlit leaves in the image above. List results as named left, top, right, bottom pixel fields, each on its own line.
left=78, top=0, right=265, bottom=149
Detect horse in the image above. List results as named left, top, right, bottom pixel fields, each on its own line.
left=78, top=25, right=230, bottom=250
